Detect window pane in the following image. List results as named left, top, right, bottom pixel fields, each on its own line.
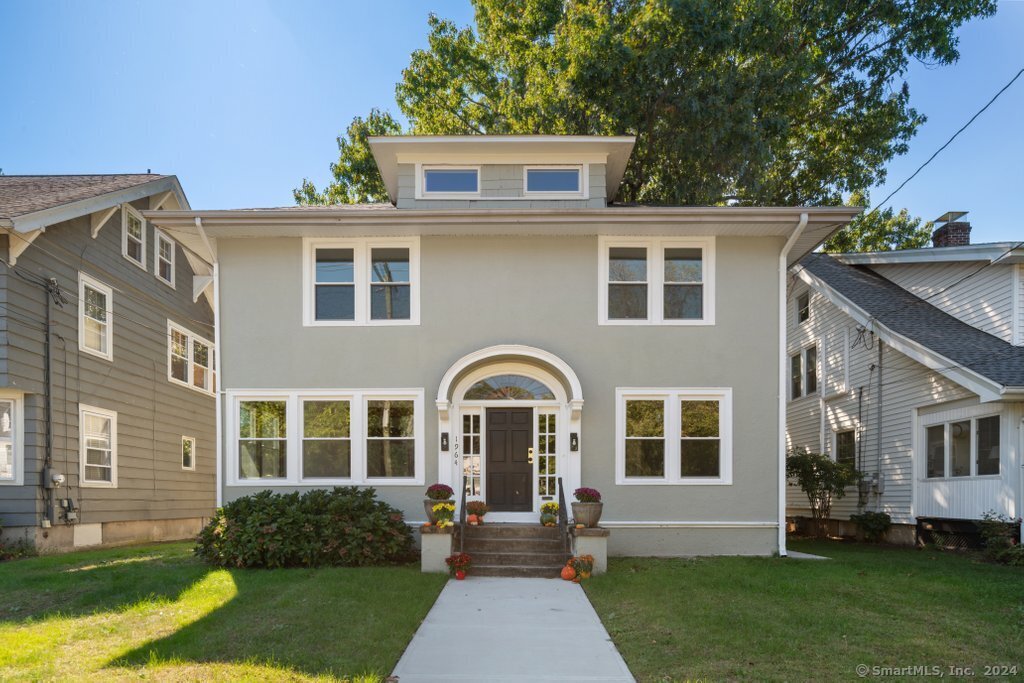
left=239, top=401, right=286, bottom=439
left=84, top=318, right=106, bottom=353
left=0, top=402, right=11, bottom=438
left=159, top=238, right=173, bottom=261
left=797, top=293, right=810, bottom=323
left=681, top=400, right=719, bottom=438
left=367, top=400, right=414, bottom=438
left=303, top=400, right=350, bottom=438
left=424, top=169, right=478, bottom=193
left=315, top=249, right=354, bottom=283
left=371, top=248, right=410, bottom=283
left=805, top=347, right=817, bottom=394
left=84, top=413, right=110, bottom=440
left=609, top=247, right=646, bottom=282
left=85, top=465, right=111, bottom=482
left=836, top=430, right=856, bottom=468
left=127, top=213, right=143, bottom=239
left=976, top=416, right=999, bottom=475
left=84, top=286, right=107, bottom=323
left=950, top=420, right=970, bottom=476
left=315, top=284, right=355, bottom=320
left=303, top=440, right=351, bottom=478
left=926, top=425, right=945, bottom=478
left=159, top=260, right=172, bottom=282
left=85, top=447, right=111, bottom=467
left=465, top=375, right=555, bottom=400
left=664, top=284, right=703, bottom=319
left=664, top=248, right=702, bottom=283
left=370, top=284, right=411, bottom=320
left=526, top=168, right=580, bottom=192
left=182, top=439, right=194, bottom=468
left=239, top=440, right=286, bottom=478
left=127, top=239, right=143, bottom=262
left=608, top=284, right=647, bottom=319
left=680, top=440, right=719, bottom=477
left=366, top=439, right=415, bottom=477
left=625, top=439, right=664, bottom=477
left=194, top=341, right=210, bottom=368
left=626, top=400, right=663, bottom=437
left=790, top=354, right=802, bottom=399
left=0, top=442, right=12, bottom=480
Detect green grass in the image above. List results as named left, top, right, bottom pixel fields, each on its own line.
left=0, top=541, right=447, bottom=681
left=585, top=540, right=1024, bottom=682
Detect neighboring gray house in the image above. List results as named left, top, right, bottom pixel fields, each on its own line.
left=0, top=175, right=217, bottom=550
left=148, top=135, right=858, bottom=558
left=786, top=218, right=1024, bottom=543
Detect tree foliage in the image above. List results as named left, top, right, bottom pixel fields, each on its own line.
left=824, top=191, right=932, bottom=253
left=298, top=0, right=993, bottom=207
left=786, top=450, right=860, bottom=538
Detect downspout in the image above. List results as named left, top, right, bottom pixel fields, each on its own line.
left=778, top=212, right=808, bottom=557
left=874, top=341, right=884, bottom=512
left=196, top=217, right=223, bottom=509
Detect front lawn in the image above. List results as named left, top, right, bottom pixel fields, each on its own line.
left=0, top=541, right=446, bottom=681
left=586, top=539, right=1024, bottom=682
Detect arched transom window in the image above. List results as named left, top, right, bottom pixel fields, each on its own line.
left=464, top=374, right=556, bottom=400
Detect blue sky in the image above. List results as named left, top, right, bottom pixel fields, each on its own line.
left=0, top=1, right=1020, bottom=242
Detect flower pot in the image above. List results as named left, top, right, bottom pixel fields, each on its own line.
left=571, top=501, right=603, bottom=528
left=424, top=498, right=450, bottom=523
left=455, top=570, right=466, bottom=580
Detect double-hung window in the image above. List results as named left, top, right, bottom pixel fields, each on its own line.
left=79, top=273, right=113, bottom=361
left=599, top=237, right=714, bottom=325
left=0, top=395, right=22, bottom=486
left=304, top=238, right=420, bottom=326
left=154, top=229, right=175, bottom=287
left=80, top=404, right=117, bottom=487
left=167, top=321, right=216, bottom=394
left=796, top=292, right=810, bottom=324
left=122, top=204, right=146, bottom=269
left=924, top=414, right=1000, bottom=479
left=790, top=345, right=817, bottom=399
left=616, top=388, right=732, bottom=485
left=230, top=390, right=424, bottom=485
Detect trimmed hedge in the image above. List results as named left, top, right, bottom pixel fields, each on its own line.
left=196, top=487, right=414, bottom=568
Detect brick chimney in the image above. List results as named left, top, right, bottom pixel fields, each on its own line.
left=931, top=211, right=971, bottom=248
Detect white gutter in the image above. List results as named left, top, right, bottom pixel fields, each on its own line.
left=778, top=212, right=808, bottom=557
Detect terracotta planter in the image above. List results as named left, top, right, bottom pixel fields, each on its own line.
left=425, top=498, right=452, bottom=523
left=571, top=501, right=604, bottom=528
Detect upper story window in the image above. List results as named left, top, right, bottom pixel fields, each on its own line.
left=797, top=292, right=810, bottom=324
left=122, top=204, right=146, bottom=270
left=168, top=321, right=216, bottom=395
left=790, top=345, right=817, bottom=400
left=599, top=237, right=715, bottom=325
left=79, top=273, right=113, bottom=361
left=303, top=238, right=420, bottom=326
left=420, top=166, right=480, bottom=197
left=615, top=388, right=733, bottom=485
left=524, top=166, right=584, bottom=197
left=925, top=414, right=1000, bottom=479
left=154, top=229, right=175, bottom=287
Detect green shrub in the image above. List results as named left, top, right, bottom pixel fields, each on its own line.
left=849, top=511, right=892, bottom=543
left=196, top=487, right=414, bottom=568
left=786, top=451, right=859, bottom=538
left=978, top=511, right=1024, bottom=566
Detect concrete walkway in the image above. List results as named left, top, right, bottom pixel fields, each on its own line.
left=391, top=577, right=634, bottom=682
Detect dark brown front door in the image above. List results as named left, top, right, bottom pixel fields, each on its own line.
left=486, top=408, right=533, bottom=511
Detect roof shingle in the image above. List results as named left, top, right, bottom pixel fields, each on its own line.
left=0, top=174, right=164, bottom=219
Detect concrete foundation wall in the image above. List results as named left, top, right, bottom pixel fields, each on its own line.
left=2, top=516, right=207, bottom=553
left=607, top=527, right=777, bottom=557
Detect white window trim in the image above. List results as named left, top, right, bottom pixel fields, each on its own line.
left=919, top=405, right=1002, bottom=481
left=154, top=228, right=176, bottom=288
left=181, top=435, right=196, bottom=471
left=796, top=291, right=810, bottom=324
left=302, top=237, right=421, bottom=327
left=78, top=272, right=114, bottom=362
left=79, top=404, right=117, bottom=488
left=0, top=391, right=25, bottom=486
left=598, top=236, right=716, bottom=326
left=789, top=344, right=819, bottom=401
left=832, top=428, right=857, bottom=466
left=415, top=164, right=482, bottom=199
left=226, top=389, right=425, bottom=486
left=166, top=320, right=216, bottom=395
left=121, top=203, right=147, bottom=270
left=522, top=164, right=588, bottom=199
left=615, top=387, right=733, bottom=485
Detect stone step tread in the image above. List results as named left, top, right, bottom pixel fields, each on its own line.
left=459, top=525, right=562, bottom=539
left=471, top=564, right=565, bottom=578
left=465, top=552, right=570, bottom=567
left=461, top=540, right=566, bottom=553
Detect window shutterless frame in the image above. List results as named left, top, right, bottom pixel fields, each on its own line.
left=615, top=388, right=733, bottom=485
left=920, top=412, right=1001, bottom=480
left=522, top=165, right=587, bottom=199
left=167, top=320, right=216, bottom=395
left=181, top=435, right=196, bottom=471
left=302, top=238, right=420, bottom=326
left=79, top=404, right=117, bottom=488
left=154, top=228, right=176, bottom=288
left=226, top=389, right=425, bottom=486
left=0, top=392, right=24, bottom=486
left=78, top=272, right=114, bottom=362
left=788, top=344, right=818, bottom=400
left=121, top=203, right=147, bottom=270
left=598, top=237, right=715, bottom=326
left=415, top=164, right=482, bottom=199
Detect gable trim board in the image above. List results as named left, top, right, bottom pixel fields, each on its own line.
left=793, top=265, right=1024, bottom=403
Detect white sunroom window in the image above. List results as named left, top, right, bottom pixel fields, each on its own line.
left=925, top=415, right=1000, bottom=479
left=168, top=322, right=216, bottom=394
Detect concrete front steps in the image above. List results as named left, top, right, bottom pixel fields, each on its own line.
left=458, top=523, right=570, bottom=578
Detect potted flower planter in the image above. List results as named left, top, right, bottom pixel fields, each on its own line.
left=571, top=501, right=603, bottom=528
left=424, top=483, right=455, bottom=524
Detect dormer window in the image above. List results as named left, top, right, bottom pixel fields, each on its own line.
left=421, top=166, right=479, bottom=197
left=524, top=166, right=583, bottom=197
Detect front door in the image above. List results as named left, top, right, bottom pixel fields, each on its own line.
left=486, top=407, right=533, bottom=511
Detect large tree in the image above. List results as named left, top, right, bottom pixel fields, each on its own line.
left=298, top=0, right=994, bottom=209
left=824, top=191, right=932, bottom=252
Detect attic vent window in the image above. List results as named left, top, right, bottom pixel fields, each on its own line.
left=423, top=167, right=479, bottom=195
left=525, top=167, right=582, bottom=195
